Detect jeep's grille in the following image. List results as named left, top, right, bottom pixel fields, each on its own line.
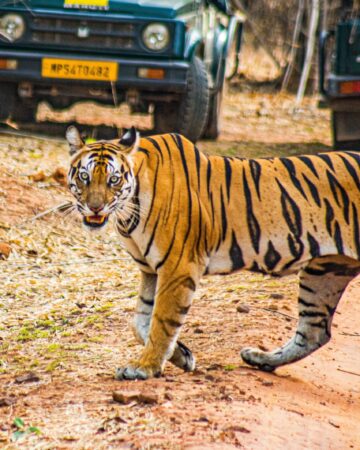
left=29, top=17, right=137, bottom=52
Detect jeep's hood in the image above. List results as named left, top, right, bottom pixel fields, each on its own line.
left=9, top=0, right=195, bottom=19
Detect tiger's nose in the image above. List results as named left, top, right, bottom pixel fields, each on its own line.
left=90, top=205, right=104, bottom=214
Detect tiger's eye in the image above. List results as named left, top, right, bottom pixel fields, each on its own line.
left=79, top=172, right=89, bottom=182
left=109, top=175, right=120, bottom=185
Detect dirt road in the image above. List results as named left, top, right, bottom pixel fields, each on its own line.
left=0, top=91, right=359, bottom=449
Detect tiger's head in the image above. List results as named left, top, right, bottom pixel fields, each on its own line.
left=66, top=126, right=139, bottom=229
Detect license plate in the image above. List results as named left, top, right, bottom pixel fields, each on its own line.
left=64, top=0, right=109, bottom=8
left=41, top=58, right=118, bottom=82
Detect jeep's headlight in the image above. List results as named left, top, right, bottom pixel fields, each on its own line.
left=142, top=23, right=169, bottom=51
left=0, top=14, right=25, bottom=42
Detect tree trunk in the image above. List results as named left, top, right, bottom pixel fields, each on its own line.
left=295, top=0, right=320, bottom=106
left=281, top=0, right=305, bottom=91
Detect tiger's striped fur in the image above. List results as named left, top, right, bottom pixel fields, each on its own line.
left=66, top=126, right=360, bottom=380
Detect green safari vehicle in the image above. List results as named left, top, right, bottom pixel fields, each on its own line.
left=319, top=4, right=360, bottom=149
left=0, top=0, right=242, bottom=142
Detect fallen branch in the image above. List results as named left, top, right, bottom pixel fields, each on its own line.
left=18, top=201, right=73, bottom=225
left=337, top=368, right=360, bottom=377
left=328, top=419, right=340, bottom=429
left=2, top=256, right=130, bottom=269
left=0, top=125, right=64, bottom=143
left=339, top=332, right=360, bottom=337
left=254, top=307, right=296, bottom=321
left=36, top=182, right=62, bottom=189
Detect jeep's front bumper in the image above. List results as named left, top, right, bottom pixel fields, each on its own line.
left=0, top=49, right=189, bottom=94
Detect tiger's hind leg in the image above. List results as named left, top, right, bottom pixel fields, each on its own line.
left=241, top=256, right=360, bottom=372
left=131, top=271, right=195, bottom=373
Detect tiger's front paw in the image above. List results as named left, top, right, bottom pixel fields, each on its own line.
left=240, top=347, right=276, bottom=372
left=115, top=361, right=162, bottom=381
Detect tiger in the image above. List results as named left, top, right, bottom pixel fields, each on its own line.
left=66, top=125, right=360, bottom=380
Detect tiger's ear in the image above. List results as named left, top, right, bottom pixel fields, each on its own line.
left=118, top=126, right=139, bottom=155
left=66, top=126, right=85, bottom=156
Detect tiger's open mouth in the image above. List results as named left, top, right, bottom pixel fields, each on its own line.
left=83, top=215, right=109, bottom=228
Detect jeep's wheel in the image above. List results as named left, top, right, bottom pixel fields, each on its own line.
left=153, top=102, right=178, bottom=133
left=202, top=88, right=223, bottom=139
left=0, top=82, right=15, bottom=121
left=11, top=101, right=38, bottom=123
left=332, top=109, right=360, bottom=150
left=154, top=56, right=209, bottom=142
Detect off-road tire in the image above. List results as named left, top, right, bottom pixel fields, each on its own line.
left=332, top=110, right=360, bottom=150
left=11, top=101, right=38, bottom=123
left=153, top=102, right=177, bottom=132
left=154, top=56, right=209, bottom=143
left=0, top=82, right=15, bottom=121
left=202, top=89, right=223, bottom=139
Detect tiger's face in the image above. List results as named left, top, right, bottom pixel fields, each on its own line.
left=66, top=126, right=139, bottom=229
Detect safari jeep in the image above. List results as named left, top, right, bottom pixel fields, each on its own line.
left=319, top=7, right=360, bottom=149
left=0, top=0, right=242, bottom=142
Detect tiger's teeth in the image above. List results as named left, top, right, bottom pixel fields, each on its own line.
left=86, top=215, right=106, bottom=224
